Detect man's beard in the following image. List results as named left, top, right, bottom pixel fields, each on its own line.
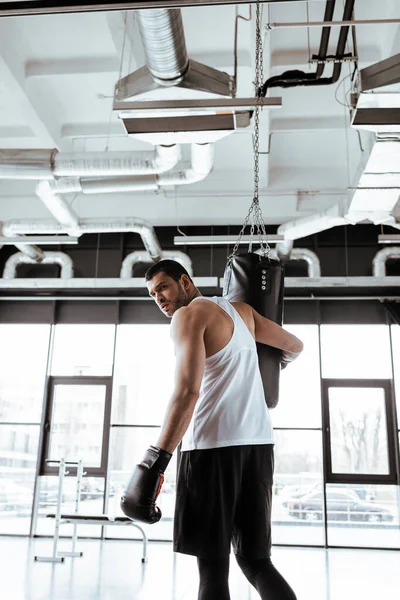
left=168, top=287, right=188, bottom=315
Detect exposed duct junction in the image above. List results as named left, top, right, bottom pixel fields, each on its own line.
left=372, top=247, right=400, bottom=277
left=3, top=251, right=74, bottom=280
left=120, top=250, right=193, bottom=278
left=2, top=218, right=163, bottom=262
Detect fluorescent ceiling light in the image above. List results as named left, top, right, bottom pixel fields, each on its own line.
left=0, top=236, right=79, bottom=245
left=174, top=235, right=284, bottom=246
left=378, top=234, right=400, bottom=244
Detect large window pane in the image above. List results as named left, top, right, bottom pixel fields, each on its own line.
left=0, top=325, right=50, bottom=422
left=391, top=325, right=400, bottom=422
left=328, top=387, right=389, bottom=475
left=273, top=430, right=324, bottom=546
left=112, top=325, right=175, bottom=425
left=48, top=384, right=107, bottom=467
left=321, top=325, right=392, bottom=379
left=107, top=426, right=176, bottom=541
left=272, top=325, right=321, bottom=428
left=0, top=424, right=40, bottom=534
left=50, top=325, right=115, bottom=376
left=327, top=484, right=400, bottom=549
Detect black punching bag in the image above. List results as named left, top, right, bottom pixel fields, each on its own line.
left=223, top=253, right=285, bottom=409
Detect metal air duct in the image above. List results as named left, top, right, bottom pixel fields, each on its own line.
left=372, top=247, right=400, bottom=277
left=2, top=218, right=163, bottom=261
left=120, top=250, right=193, bottom=278
left=0, top=146, right=181, bottom=180
left=289, top=248, right=321, bottom=277
left=3, top=251, right=74, bottom=280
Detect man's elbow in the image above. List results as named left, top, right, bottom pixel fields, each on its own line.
left=287, top=338, right=304, bottom=354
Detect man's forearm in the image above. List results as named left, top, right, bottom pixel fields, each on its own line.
left=156, top=392, right=198, bottom=454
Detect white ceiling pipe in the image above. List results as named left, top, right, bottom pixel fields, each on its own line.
left=49, top=143, right=214, bottom=195
left=289, top=248, right=321, bottom=278
left=120, top=250, right=193, bottom=279
left=0, top=147, right=181, bottom=180
left=372, top=247, right=400, bottom=277
left=276, top=203, right=349, bottom=259
left=2, top=218, right=163, bottom=261
left=52, top=145, right=181, bottom=176
left=13, top=242, right=45, bottom=261
left=158, top=143, right=214, bottom=186
left=3, top=251, right=74, bottom=280
left=36, top=180, right=80, bottom=235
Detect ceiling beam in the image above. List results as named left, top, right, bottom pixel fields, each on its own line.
left=0, top=19, right=62, bottom=148
left=26, top=56, right=120, bottom=78
left=0, top=1, right=320, bottom=19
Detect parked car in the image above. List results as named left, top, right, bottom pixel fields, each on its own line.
left=282, top=488, right=393, bottom=523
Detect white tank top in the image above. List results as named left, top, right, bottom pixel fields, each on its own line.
left=181, top=296, right=274, bottom=451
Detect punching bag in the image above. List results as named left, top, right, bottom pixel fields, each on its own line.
left=223, top=252, right=285, bottom=409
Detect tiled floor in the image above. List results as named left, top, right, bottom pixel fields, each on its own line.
left=1, top=537, right=399, bottom=600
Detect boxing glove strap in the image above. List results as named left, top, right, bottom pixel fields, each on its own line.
left=139, top=446, right=172, bottom=474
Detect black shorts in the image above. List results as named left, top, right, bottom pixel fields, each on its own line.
left=173, top=444, right=274, bottom=559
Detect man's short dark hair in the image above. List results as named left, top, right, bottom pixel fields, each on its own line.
left=145, top=259, right=193, bottom=283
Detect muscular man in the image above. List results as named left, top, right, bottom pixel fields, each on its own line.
left=121, top=260, right=303, bottom=600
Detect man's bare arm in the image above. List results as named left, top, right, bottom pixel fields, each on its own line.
left=156, top=307, right=206, bottom=454
left=251, top=307, right=304, bottom=354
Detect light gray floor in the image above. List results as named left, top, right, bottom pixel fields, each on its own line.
left=1, top=537, right=399, bottom=600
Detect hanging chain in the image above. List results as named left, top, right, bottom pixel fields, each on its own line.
left=228, top=0, right=271, bottom=262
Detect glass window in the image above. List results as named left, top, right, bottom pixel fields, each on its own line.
left=50, top=325, right=115, bottom=376
left=106, top=426, right=176, bottom=541
left=328, top=386, right=389, bottom=476
left=273, top=430, right=324, bottom=546
left=48, top=384, right=108, bottom=467
left=272, top=325, right=321, bottom=428
left=0, top=424, right=40, bottom=534
left=0, top=325, right=51, bottom=422
left=321, top=325, right=392, bottom=379
left=327, top=484, right=400, bottom=549
left=391, top=325, right=400, bottom=423
left=112, top=325, right=175, bottom=425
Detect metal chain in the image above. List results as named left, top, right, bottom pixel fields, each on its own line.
left=228, top=0, right=271, bottom=263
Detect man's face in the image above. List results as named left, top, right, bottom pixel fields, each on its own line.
left=147, top=272, right=189, bottom=318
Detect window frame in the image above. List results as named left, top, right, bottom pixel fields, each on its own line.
left=40, top=376, right=112, bottom=477
left=322, top=378, right=399, bottom=485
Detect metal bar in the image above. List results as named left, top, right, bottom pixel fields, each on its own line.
left=360, top=52, right=400, bottom=91
left=0, top=1, right=309, bottom=19
left=378, top=235, right=400, bottom=244
left=268, top=18, right=400, bottom=29
left=174, top=235, right=284, bottom=245
left=114, top=98, right=282, bottom=112
left=0, top=296, right=399, bottom=302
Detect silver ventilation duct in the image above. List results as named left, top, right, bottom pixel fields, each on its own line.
left=372, top=247, right=400, bottom=277
left=3, top=251, right=74, bottom=280
left=2, top=218, right=163, bottom=261
left=136, top=9, right=189, bottom=84
left=117, top=9, right=231, bottom=99
left=0, top=146, right=181, bottom=180
left=120, top=250, right=193, bottom=279
left=13, top=241, right=45, bottom=261
left=289, top=248, right=321, bottom=278
left=40, top=144, right=214, bottom=195
left=256, top=247, right=321, bottom=277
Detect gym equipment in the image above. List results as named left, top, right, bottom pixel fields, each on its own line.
left=34, top=458, right=148, bottom=564
left=223, top=1, right=284, bottom=409
left=121, top=445, right=172, bottom=524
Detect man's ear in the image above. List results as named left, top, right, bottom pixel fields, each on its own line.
left=181, top=275, right=191, bottom=291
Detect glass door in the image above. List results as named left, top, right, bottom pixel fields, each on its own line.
left=40, top=377, right=112, bottom=477
left=322, top=379, right=400, bottom=548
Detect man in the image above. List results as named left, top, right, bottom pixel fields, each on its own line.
left=121, top=259, right=303, bottom=600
